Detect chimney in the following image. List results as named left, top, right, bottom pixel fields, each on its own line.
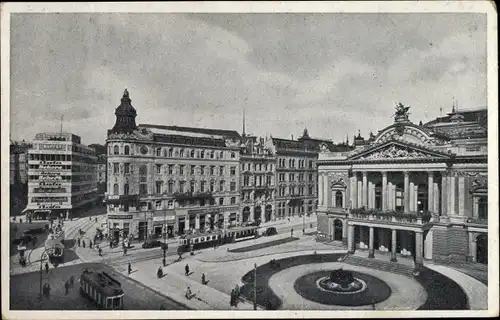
left=291, top=134, right=294, bottom=140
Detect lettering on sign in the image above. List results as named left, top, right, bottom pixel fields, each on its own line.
left=39, top=144, right=66, bottom=150
left=108, top=215, right=133, bottom=220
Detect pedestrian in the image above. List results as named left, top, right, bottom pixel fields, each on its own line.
left=291, top=228, right=294, bottom=237
left=235, top=284, right=240, bottom=299
left=64, top=280, right=69, bottom=295
left=20, top=218, right=23, bottom=224
left=123, top=247, right=127, bottom=256
left=70, top=275, right=75, bottom=288
left=77, top=238, right=81, bottom=247
left=29, top=216, right=32, bottom=224
left=45, top=262, right=49, bottom=274
left=201, top=273, right=206, bottom=285
left=89, top=240, right=93, bottom=249
left=230, top=289, right=235, bottom=306
left=287, top=217, right=290, bottom=223
left=82, top=240, right=86, bottom=248
left=128, top=263, right=132, bottom=275
left=98, top=247, right=102, bottom=256
left=302, top=228, right=305, bottom=235
left=185, top=264, right=190, bottom=276
left=89, top=217, right=91, bottom=221
left=185, top=287, right=192, bottom=300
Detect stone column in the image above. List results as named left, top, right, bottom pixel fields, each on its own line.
left=348, top=224, right=355, bottom=253
left=467, top=232, right=474, bottom=262
left=391, top=229, right=397, bottom=262
left=357, top=178, right=363, bottom=208
left=448, top=175, right=456, bottom=216
left=362, top=172, right=368, bottom=207
left=195, top=214, right=200, bottom=230
left=428, top=172, right=434, bottom=213
left=323, top=173, right=329, bottom=207
left=409, top=181, right=415, bottom=212
left=342, top=219, right=348, bottom=244
left=382, top=172, right=388, bottom=211
left=404, top=171, right=410, bottom=212
left=318, top=174, right=324, bottom=206
left=471, top=235, right=478, bottom=262
left=433, top=181, right=440, bottom=214
left=368, top=227, right=375, bottom=258
left=415, top=231, right=424, bottom=269
left=473, top=196, right=479, bottom=218
left=351, top=173, right=358, bottom=209
left=368, top=180, right=374, bottom=209
left=185, top=215, right=190, bottom=231
left=387, top=182, right=393, bottom=210
left=458, top=176, right=465, bottom=216
left=359, top=226, right=365, bottom=248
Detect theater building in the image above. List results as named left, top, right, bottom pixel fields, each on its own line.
left=105, top=90, right=241, bottom=241
left=316, top=104, right=488, bottom=267
left=239, top=135, right=276, bottom=223
left=26, top=132, right=98, bottom=220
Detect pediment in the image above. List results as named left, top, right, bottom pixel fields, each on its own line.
left=349, top=141, right=452, bottom=161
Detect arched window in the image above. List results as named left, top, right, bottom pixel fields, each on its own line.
left=190, top=150, right=195, bottom=158
left=108, top=145, right=112, bottom=155
left=200, top=150, right=205, bottom=158
left=180, top=149, right=184, bottom=158
left=219, top=151, right=224, bottom=159
left=168, top=148, right=173, bottom=157
left=156, top=148, right=162, bottom=157
left=210, top=150, right=214, bottom=159
left=124, top=145, right=130, bottom=155
left=113, top=183, right=119, bottom=195
left=335, top=191, right=343, bottom=208
left=124, top=184, right=129, bottom=195
left=113, top=145, right=119, bottom=155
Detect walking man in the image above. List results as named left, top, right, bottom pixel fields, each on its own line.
left=82, top=240, right=86, bottom=248
left=230, top=289, right=235, bottom=306
left=77, top=238, right=81, bottom=247
left=291, top=228, right=294, bottom=238
left=123, top=247, right=127, bottom=256
left=64, top=280, right=69, bottom=295
left=128, top=263, right=132, bottom=275
left=185, top=287, right=192, bottom=300
left=45, top=262, right=49, bottom=274
left=185, top=264, right=190, bottom=276
left=70, top=275, right=75, bottom=288
left=201, top=273, right=206, bottom=285
left=89, top=240, right=93, bottom=249
left=98, top=247, right=103, bottom=257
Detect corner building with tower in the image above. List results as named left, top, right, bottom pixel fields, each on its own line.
left=316, top=104, right=488, bottom=267
left=106, top=90, right=242, bottom=242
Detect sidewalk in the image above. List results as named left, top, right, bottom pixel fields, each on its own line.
left=118, top=254, right=260, bottom=310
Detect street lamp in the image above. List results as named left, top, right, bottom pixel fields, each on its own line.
left=253, top=263, right=257, bottom=310
left=39, top=249, right=50, bottom=301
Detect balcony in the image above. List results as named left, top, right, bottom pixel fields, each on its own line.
left=466, top=217, right=488, bottom=227
left=349, top=208, right=434, bottom=225
left=173, top=191, right=214, bottom=201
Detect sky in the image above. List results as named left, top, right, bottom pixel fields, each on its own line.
left=10, top=13, right=487, bottom=145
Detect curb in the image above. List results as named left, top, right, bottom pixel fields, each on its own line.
left=197, top=248, right=346, bottom=263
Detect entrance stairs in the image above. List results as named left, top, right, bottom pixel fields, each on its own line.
left=344, top=255, right=415, bottom=277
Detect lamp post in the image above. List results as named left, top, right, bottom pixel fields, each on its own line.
left=253, top=263, right=257, bottom=310
left=303, top=209, right=305, bottom=235
left=39, top=249, right=50, bottom=301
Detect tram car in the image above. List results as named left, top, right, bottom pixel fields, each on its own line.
left=177, top=226, right=259, bottom=252
left=80, top=269, right=124, bottom=310
left=45, top=234, right=65, bottom=263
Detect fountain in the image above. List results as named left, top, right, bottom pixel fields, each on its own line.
left=317, top=268, right=367, bottom=294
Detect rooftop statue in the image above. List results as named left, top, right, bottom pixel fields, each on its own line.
left=394, top=102, right=411, bottom=122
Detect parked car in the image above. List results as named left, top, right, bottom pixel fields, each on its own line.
left=142, top=239, right=164, bottom=249
left=264, top=227, right=278, bottom=236
left=23, top=228, right=45, bottom=235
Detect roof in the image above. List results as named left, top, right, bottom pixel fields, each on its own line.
left=141, top=124, right=241, bottom=140
left=424, top=108, right=487, bottom=126
left=81, top=270, right=124, bottom=297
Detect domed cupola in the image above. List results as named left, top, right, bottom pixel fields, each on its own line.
left=111, top=89, right=138, bottom=133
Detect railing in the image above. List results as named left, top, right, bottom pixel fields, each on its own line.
left=349, top=208, right=433, bottom=225
left=466, top=217, right=488, bottom=226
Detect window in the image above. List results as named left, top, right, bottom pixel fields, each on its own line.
left=299, top=173, right=304, bottom=181
left=190, top=150, right=195, bottom=158
left=156, top=201, right=162, bottom=210
left=289, top=186, right=294, bottom=195
left=139, top=184, right=147, bottom=195
left=266, top=176, right=272, bottom=186
left=180, top=181, right=185, bottom=193
left=200, top=181, right=206, bottom=192
left=113, top=183, right=119, bottom=195
left=156, top=148, right=161, bottom=157
left=179, top=165, right=184, bottom=175
left=478, top=196, right=488, bottom=219
left=190, top=165, right=196, bottom=175
left=230, top=181, right=236, bottom=191
left=395, top=185, right=404, bottom=211
left=168, top=181, right=174, bottom=195
left=210, top=151, right=215, bottom=159
left=200, top=166, right=205, bottom=175
left=168, top=200, right=174, bottom=209
left=243, top=176, right=250, bottom=186
left=156, top=181, right=163, bottom=194
left=113, top=145, right=119, bottom=155
left=230, top=197, right=236, bottom=205
left=289, top=173, right=295, bottom=181
left=163, top=148, right=168, bottom=157
left=168, top=165, right=174, bottom=175
left=124, top=163, right=130, bottom=174
left=309, top=173, right=313, bottom=181
left=124, top=145, right=130, bottom=155
left=167, top=148, right=173, bottom=157
left=219, top=197, right=224, bottom=205
left=156, top=164, right=162, bottom=174
left=179, top=149, right=184, bottom=158
left=308, top=186, right=313, bottom=195
left=124, top=183, right=129, bottom=195
left=219, top=151, right=224, bottom=159
left=309, top=161, right=313, bottom=169
left=210, top=166, right=215, bottom=175
left=210, top=181, right=215, bottom=192
left=113, top=163, right=119, bottom=174
left=230, top=166, right=236, bottom=176
left=190, top=181, right=195, bottom=193
left=335, top=191, right=343, bottom=208
left=231, top=152, right=236, bottom=159
left=200, top=150, right=205, bottom=158
left=219, top=166, right=224, bottom=175
left=219, top=180, right=225, bottom=191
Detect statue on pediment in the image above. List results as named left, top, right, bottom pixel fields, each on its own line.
left=320, top=144, right=329, bottom=153
left=359, top=145, right=428, bottom=160
left=394, top=102, right=410, bottom=119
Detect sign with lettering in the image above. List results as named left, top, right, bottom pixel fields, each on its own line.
left=153, top=215, right=175, bottom=221
left=39, top=144, right=66, bottom=150
left=108, top=215, right=133, bottom=220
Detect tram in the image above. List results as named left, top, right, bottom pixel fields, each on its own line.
left=177, top=226, right=259, bottom=252
left=45, top=229, right=65, bottom=263
left=80, top=269, right=124, bottom=310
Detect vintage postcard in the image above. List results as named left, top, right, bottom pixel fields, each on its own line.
left=1, top=1, right=498, bottom=319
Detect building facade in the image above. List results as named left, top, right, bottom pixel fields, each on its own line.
left=239, top=135, right=276, bottom=223
left=272, top=129, right=345, bottom=220
left=10, top=141, right=32, bottom=216
left=26, top=132, right=98, bottom=219
left=105, top=90, right=242, bottom=242
left=316, top=104, right=488, bottom=267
